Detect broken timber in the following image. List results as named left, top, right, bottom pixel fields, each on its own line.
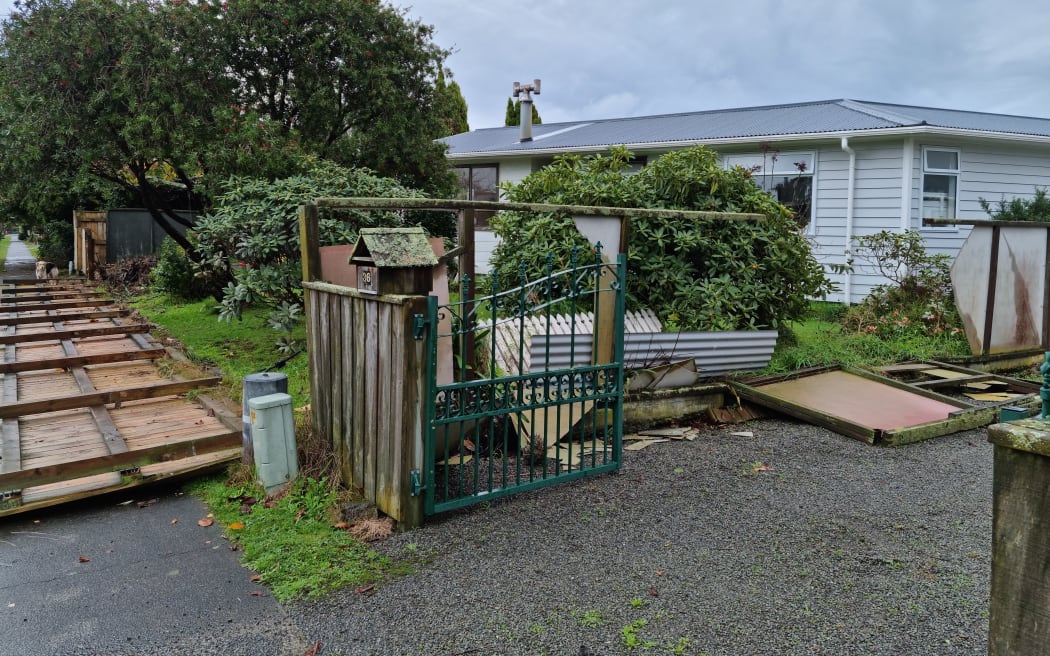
left=0, top=278, right=239, bottom=516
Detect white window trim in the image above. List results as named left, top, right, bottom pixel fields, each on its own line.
left=920, top=146, right=960, bottom=232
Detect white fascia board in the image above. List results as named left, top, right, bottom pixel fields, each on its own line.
left=446, top=125, right=1050, bottom=161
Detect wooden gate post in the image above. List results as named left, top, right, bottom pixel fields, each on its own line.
left=987, top=418, right=1050, bottom=654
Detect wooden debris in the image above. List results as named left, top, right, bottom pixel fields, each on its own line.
left=706, top=405, right=764, bottom=424
left=625, top=439, right=668, bottom=451
left=434, top=454, right=473, bottom=466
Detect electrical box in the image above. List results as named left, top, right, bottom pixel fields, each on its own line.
left=249, top=392, right=298, bottom=495
left=349, top=227, right=438, bottom=295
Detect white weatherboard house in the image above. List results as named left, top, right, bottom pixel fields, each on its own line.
left=442, top=99, right=1050, bottom=304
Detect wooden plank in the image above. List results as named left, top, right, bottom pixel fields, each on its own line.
left=0, top=430, right=240, bottom=489
left=339, top=297, right=354, bottom=488
left=386, top=303, right=407, bottom=523
left=0, top=323, right=150, bottom=345
left=0, top=293, right=107, bottom=306
left=375, top=302, right=394, bottom=518
left=0, top=378, right=220, bottom=419
left=328, top=294, right=344, bottom=491
left=351, top=296, right=366, bottom=490
left=0, top=309, right=128, bottom=326
left=363, top=299, right=380, bottom=502
left=3, top=447, right=239, bottom=517
left=316, top=290, right=332, bottom=476
left=70, top=367, right=128, bottom=455
left=0, top=347, right=166, bottom=374
left=0, top=300, right=110, bottom=312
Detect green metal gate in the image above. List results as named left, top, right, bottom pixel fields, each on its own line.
left=421, top=248, right=626, bottom=515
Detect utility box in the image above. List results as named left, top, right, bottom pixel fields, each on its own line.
left=249, top=393, right=298, bottom=495
left=349, top=227, right=438, bottom=295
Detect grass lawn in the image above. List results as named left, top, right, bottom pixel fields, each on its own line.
left=131, top=292, right=311, bottom=408
left=768, top=302, right=971, bottom=373
left=0, top=234, right=9, bottom=271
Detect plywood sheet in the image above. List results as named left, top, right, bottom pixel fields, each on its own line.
left=756, top=370, right=963, bottom=431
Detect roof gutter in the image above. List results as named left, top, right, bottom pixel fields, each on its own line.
left=445, top=125, right=1050, bottom=160
left=841, top=136, right=856, bottom=306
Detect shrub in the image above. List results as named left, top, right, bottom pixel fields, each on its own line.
left=151, top=236, right=209, bottom=300
left=490, top=146, right=832, bottom=330
left=979, top=187, right=1050, bottom=222
left=193, top=159, right=452, bottom=323
left=37, top=219, right=74, bottom=264
left=841, top=230, right=964, bottom=342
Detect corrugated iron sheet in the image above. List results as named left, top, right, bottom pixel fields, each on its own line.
left=443, top=99, right=1050, bottom=156
left=531, top=330, right=778, bottom=377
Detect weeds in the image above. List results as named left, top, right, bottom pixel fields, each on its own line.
left=191, top=474, right=400, bottom=602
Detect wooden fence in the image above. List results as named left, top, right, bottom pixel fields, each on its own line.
left=303, top=281, right=426, bottom=527
left=72, top=210, right=107, bottom=277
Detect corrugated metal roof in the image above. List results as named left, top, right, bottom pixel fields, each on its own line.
left=442, top=99, right=1050, bottom=156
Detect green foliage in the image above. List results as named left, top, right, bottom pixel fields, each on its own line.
left=842, top=230, right=962, bottom=341
left=151, top=237, right=209, bottom=301
left=0, top=0, right=455, bottom=247
left=36, top=218, right=74, bottom=264
left=192, top=476, right=393, bottom=602
left=193, top=159, right=444, bottom=322
left=490, top=146, right=832, bottom=330
left=435, top=70, right=469, bottom=136
left=979, top=187, right=1050, bottom=222
left=131, top=294, right=310, bottom=407
left=769, top=318, right=970, bottom=373
left=504, top=98, right=543, bottom=126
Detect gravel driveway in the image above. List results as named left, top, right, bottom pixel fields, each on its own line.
left=291, top=418, right=992, bottom=656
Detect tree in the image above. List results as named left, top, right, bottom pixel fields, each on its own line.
left=435, top=70, right=469, bottom=136
left=490, top=146, right=832, bottom=331
left=504, top=98, right=542, bottom=126
left=0, top=0, right=456, bottom=249
left=217, top=0, right=455, bottom=195
left=0, top=0, right=233, bottom=249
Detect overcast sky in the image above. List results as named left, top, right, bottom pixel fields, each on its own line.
left=398, top=0, right=1050, bottom=130
left=0, top=1, right=1047, bottom=132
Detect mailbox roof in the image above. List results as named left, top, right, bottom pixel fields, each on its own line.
left=351, top=227, right=438, bottom=268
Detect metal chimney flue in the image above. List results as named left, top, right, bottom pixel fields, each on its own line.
left=512, top=79, right=541, bottom=142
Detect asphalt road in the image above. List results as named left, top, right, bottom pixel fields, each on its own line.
left=0, top=485, right=309, bottom=656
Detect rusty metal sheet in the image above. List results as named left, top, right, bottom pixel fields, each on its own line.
left=951, top=224, right=1049, bottom=355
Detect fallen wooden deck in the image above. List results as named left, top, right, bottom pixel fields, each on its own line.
left=0, top=278, right=239, bottom=517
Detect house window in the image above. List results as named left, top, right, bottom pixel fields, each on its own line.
left=454, top=164, right=499, bottom=229
left=723, top=151, right=815, bottom=229
left=921, top=148, right=959, bottom=228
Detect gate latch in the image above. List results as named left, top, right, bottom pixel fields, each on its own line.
left=412, top=314, right=427, bottom=340
left=410, top=469, right=426, bottom=496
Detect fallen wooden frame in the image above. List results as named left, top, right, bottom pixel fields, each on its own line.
left=732, top=365, right=1038, bottom=446
left=0, top=277, right=240, bottom=517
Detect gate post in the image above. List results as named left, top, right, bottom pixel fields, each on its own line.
left=987, top=418, right=1050, bottom=655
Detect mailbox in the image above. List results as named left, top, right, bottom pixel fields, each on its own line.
left=349, top=227, right=438, bottom=295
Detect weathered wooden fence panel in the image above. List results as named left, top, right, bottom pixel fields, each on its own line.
left=304, top=282, right=426, bottom=527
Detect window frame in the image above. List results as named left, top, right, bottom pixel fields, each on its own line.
left=919, top=146, right=961, bottom=231
left=722, top=150, right=817, bottom=233
left=454, top=163, right=500, bottom=230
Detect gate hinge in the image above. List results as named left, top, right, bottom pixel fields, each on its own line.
left=410, top=469, right=426, bottom=496
left=412, top=314, right=427, bottom=340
